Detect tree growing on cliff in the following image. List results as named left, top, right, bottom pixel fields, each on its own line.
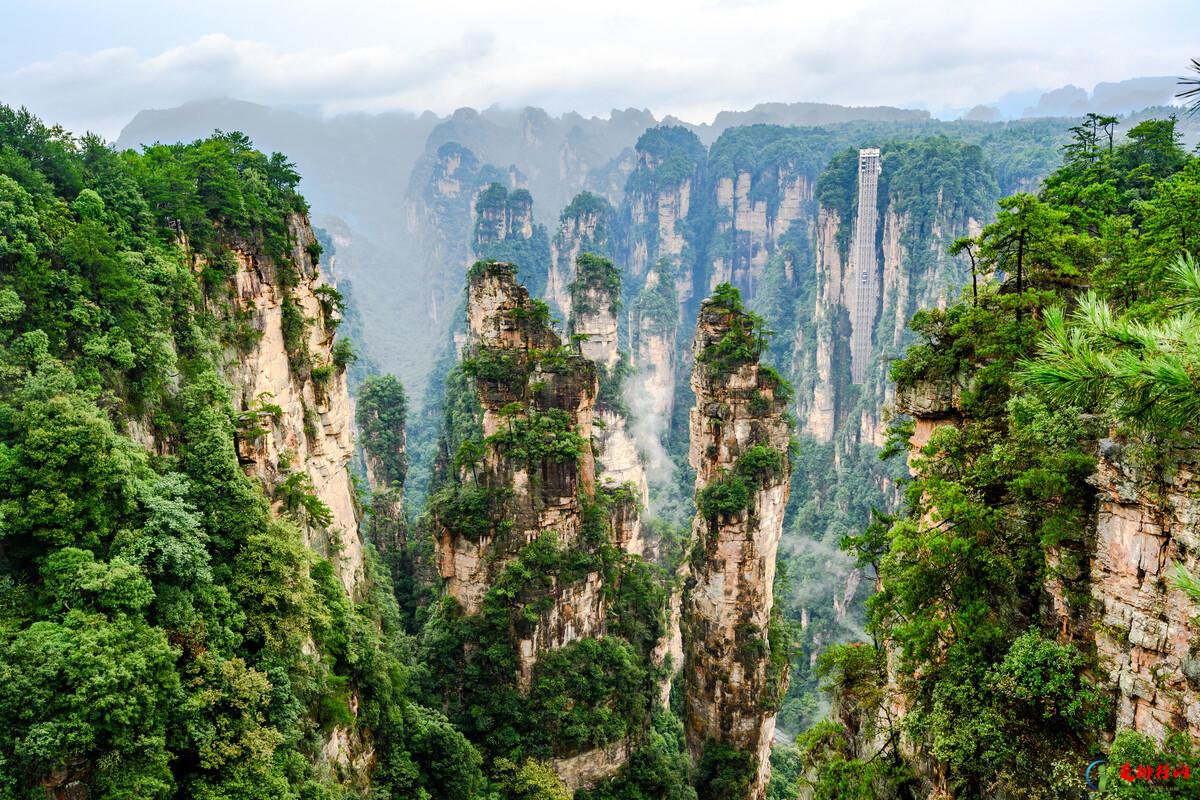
left=1022, top=253, right=1200, bottom=434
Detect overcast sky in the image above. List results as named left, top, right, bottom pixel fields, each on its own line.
left=3, top=0, right=1197, bottom=138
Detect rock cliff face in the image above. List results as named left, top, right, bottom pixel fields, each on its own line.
left=796, top=197, right=981, bottom=448
left=710, top=168, right=813, bottom=297
left=402, top=143, right=527, bottom=392
left=222, top=213, right=365, bottom=598
left=432, top=262, right=661, bottom=787
left=568, top=254, right=648, bottom=553
left=474, top=183, right=534, bottom=243
left=629, top=261, right=681, bottom=509
left=548, top=192, right=617, bottom=318
left=471, top=183, right=553, bottom=299
left=622, top=127, right=706, bottom=305
left=1088, top=441, right=1200, bottom=741
left=683, top=293, right=792, bottom=800
left=176, top=213, right=373, bottom=782
left=891, top=377, right=1200, bottom=785
left=436, top=262, right=597, bottom=618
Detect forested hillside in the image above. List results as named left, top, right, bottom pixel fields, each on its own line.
left=6, top=84, right=1200, bottom=800
left=773, top=116, right=1200, bottom=799
left=0, top=106, right=484, bottom=799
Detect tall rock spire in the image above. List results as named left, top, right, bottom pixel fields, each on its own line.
left=568, top=253, right=648, bottom=553
left=682, top=284, right=793, bottom=800
left=426, top=261, right=670, bottom=791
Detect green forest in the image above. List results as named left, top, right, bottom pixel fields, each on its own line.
left=2, top=61, right=1200, bottom=800
left=0, top=106, right=486, bottom=799
left=769, top=116, right=1200, bottom=799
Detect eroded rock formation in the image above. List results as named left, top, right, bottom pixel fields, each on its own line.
left=431, top=261, right=664, bottom=788
left=568, top=254, right=648, bottom=553
left=436, top=262, right=598, bottom=619
left=683, top=290, right=792, bottom=800
left=1089, top=440, right=1200, bottom=740
left=623, top=127, right=706, bottom=304
left=710, top=163, right=814, bottom=297
left=548, top=192, right=617, bottom=318
left=222, top=213, right=365, bottom=598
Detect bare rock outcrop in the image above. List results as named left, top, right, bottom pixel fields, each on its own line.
left=223, top=213, right=364, bottom=598
left=1090, top=440, right=1200, bottom=741
left=682, top=289, right=792, bottom=800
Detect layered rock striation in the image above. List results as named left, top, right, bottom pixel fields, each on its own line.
left=1089, top=440, right=1200, bottom=741
left=622, top=126, right=706, bottom=304
left=682, top=287, right=792, bottom=800
left=428, top=261, right=667, bottom=789
left=223, top=213, right=365, bottom=598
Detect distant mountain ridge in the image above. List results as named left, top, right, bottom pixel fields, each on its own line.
left=113, top=83, right=1194, bottom=401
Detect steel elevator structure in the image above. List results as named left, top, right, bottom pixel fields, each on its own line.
left=850, top=147, right=881, bottom=384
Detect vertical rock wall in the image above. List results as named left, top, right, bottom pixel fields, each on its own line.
left=622, top=127, right=706, bottom=305
left=224, top=213, right=365, bottom=598
left=1089, top=441, right=1200, bottom=741
left=433, top=262, right=666, bottom=788
left=548, top=192, right=617, bottom=318
left=710, top=168, right=813, bottom=297
left=436, top=262, right=596, bottom=618
left=568, top=255, right=648, bottom=554
left=683, top=293, right=792, bottom=800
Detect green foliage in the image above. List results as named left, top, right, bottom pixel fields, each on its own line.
left=698, top=283, right=772, bottom=375
left=312, top=284, right=343, bottom=329
left=597, top=350, right=634, bottom=417
left=418, top=529, right=665, bottom=764
left=462, top=346, right=525, bottom=389
left=570, top=252, right=622, bottom=320
left=428, top=483, right=512, bottom=541
left=274, top=469, right=334, bottom=528
left=280, top=294, right=310, bottom=377
left=576, top=711, right=696, bottom=800
left=490, top=758, right=572, bottom=800
left=0, top=105, right=480, bottom=798
left=0, top=611, right=180, bottom=798
left=530, top=637, right=652, bottom=754
left=1105, top=730, right=1200, bottom=799
left=817, top=110, right=1200, bottom=798
left=782, top=719, right=910, bottom=800
left=696, top=443, right=787, bottom=521
left=694, top=742, right=756, bottom=800
left=331, top=337, right=356, bottom=370
left=355, top=373, right=409, bottom=486
left=472, top=186, right=553, bottom=298
left=1023, top=255, right=1200, bottom=435
left=633, top=259, right=679, bottom=337
left=735, top=444, right=787, bottom=486
left=987, top=630, right=1107, bottom=731
left=488, top=407, right=587, bottom=465
left=697, top=470, right=752, bottom=519
left=626, top=126, right=706, bottom=194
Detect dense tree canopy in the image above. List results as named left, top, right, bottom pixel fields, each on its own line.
left=785, top=114, right=1200, bottom=799
left=0, top=105, right=483, bottom=799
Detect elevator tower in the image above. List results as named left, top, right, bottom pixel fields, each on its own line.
left=850, top=147, right=881, bottom=384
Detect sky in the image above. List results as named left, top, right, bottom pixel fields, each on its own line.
left=2, top=0, right=1198, bottom=138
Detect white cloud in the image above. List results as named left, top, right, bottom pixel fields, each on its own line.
left=3, top=0, right=1197, bottom=137
left=5, top=32, right=494, bottom=135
